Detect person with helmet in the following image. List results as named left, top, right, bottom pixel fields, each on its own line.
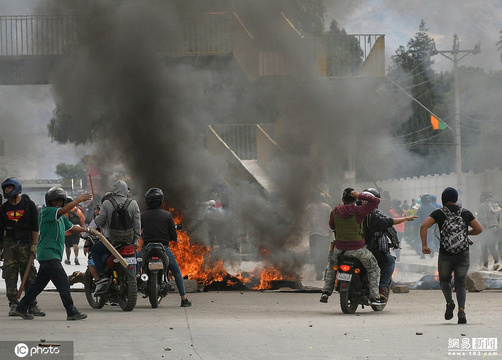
left=416, top=193, right=438, bottom=258
left=140, top=187, right=191, bottom=307
left=0, top=177, right=45, bottom=317
left=320, top=188, right=383, bottom=305
left=63, top=196, right=86, bottom=266
left=361, top=188, right=417, bottom=301
left=12, top=187, right=92, bottom=320
left=91, top=181, right=140, bottom=294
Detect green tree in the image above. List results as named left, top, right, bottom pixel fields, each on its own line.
left=387, top=20, right=454, bottom=175
left=324, top=19, right=364, bottom=77
left=55, top=159, right=87, bottom=183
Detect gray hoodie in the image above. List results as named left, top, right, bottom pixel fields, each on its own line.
left=94, top=180, right=141, bottom=244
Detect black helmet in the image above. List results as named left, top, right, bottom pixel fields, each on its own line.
left=45, top=186, right=66, bottom=207
left=64, top=196, right=74, bottom=205
left=363, top=188, right=381, bottom=198
left=2, top=177, right=22, bottom=199
left=145, top=188, right=164, bottom=209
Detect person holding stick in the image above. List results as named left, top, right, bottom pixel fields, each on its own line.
left=12, top=187, right=93, bottom=320
left=0, top=177, right=45, bottom=317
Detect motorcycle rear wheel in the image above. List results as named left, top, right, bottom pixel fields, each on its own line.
left=117, top=269, right=138, bottom=311
left=84, top=269, right=106, bottom=309
left=148, top=271, right=161, bottom=308
left=339, top=290, right=359, bottom=314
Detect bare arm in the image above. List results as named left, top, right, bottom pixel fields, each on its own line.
left=420, top=216, right=436, bottom=254
left=57, top=193, right=92, bottom=216
left=468, top=219, right=483, bottom=236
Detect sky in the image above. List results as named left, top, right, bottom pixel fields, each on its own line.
left=326, top=0, right=502, bottom=72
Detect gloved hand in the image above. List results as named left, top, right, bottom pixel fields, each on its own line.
left=30, top=244, right=37, bottom=256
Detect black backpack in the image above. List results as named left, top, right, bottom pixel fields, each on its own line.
left=439, top=207, right=469, bottom=254
left=68, top=209, right=81, bottom=225
left=108, top=197, right=134, bottom=245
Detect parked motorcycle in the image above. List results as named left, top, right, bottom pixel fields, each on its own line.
left=83, top=236, right=138, bottom=311
left=137, top=242, right=171, bottom=308
left=334, top=255, right=390, bottom=314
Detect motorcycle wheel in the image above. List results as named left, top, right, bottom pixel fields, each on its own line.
left=148, top=271, right=161, bottom=308
left=339, top=273, right=361, bottom=314
left=117, top=269, right=138, bottom=311
left=84, top=269, right=106, bottom=309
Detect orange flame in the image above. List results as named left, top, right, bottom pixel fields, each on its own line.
left=169, top=209, right=299, bottom=290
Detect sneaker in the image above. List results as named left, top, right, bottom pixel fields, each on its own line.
left=93, top=277, right=109, bottom=295
left=29, top=304, right=46, bottom=317
left=12, top=309, right=34, bottom=320
left=492, top=263, right=500, bottom=271
left=370, top=298, right=384, bottom=305
left=180, top=298, right=192, bottom=307
left=445, top=301, right=455, bottom=320
left=458, top=311, right=467, bottom=324
left=319, top=294, right=329, bottom=303
left=64, top=259, right=71, bottom=265
left=74, top=258, right=80, bottom=266
left=8, top=304, right=17, bottom=316
left=67, top=312, right=87, bottom=321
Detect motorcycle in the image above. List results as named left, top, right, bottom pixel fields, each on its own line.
left=137, top=242, right=171, bottom=308
left=83, top=236, right=138, bottom=311
left=334, top=255, right=390, bottom=314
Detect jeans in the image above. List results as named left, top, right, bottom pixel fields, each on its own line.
left=90, top=241, right=111, bottom=275
left=17, top=259, right=79, bottom=316
left=438, top=250, right=470, bottom=309
left=380, top=252, right=395, bottom=289
left=138, top=245, right=187, bottom=296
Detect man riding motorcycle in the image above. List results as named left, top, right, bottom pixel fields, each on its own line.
left=320, top=188, right=383, bottom=305
left=140, top=188, right=191, bottom=307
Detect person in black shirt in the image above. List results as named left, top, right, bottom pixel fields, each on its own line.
left=421, top=187, right=482, bottom=324
left=140, top=188, right=191, bottom=307
left=0, top=177, right=45, bottom=316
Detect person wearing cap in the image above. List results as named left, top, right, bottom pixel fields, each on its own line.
left=0, top=177, right=45, bottom=317
left=421, top=187, right=482, bottom=324
left=320, top=188, right=383, bottom=305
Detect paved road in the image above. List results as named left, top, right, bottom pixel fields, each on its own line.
left=1, top=287, right=501, bottom=360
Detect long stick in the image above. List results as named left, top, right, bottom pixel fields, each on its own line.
left=88, top=173, right=97, bottom=211
left=17, top=253, right=35, bottom=299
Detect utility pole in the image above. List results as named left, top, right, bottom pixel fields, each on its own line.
left=432, top=34, right=480, bottom=190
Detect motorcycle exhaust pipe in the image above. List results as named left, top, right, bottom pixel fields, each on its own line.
left=140, top=274, right=149, bottom=282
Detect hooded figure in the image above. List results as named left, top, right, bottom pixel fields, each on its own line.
left=94, top=181, right=141, bottom=244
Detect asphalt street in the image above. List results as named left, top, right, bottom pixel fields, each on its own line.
left=1, top=286, right=501, bottom=360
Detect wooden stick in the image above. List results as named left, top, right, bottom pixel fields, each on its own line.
left=88, top=173, right=98, bottom=211
left=17, top=253, right=35, bottom=299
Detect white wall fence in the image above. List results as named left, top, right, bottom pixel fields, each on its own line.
left=354, top=168, right=502, bottom=211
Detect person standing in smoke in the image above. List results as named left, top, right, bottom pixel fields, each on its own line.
left=140, top=188, right=191, bottom=307
left=421, top=187, right=482, bottom=324
left=0, top=177, right=45, bottom=317
left=302, top=192, right=332, bottom=281
left=416, top=194, right=437, bottom=258
left=477, top=191, right=501, bottom=271
left=319, top=188, right=383, bottom=305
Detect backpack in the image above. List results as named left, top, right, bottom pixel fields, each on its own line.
left=439, top=207, right=469, bottom=254
left=68, top=209, right=81, bottom=225
left=108, top=197, right=134, bottom=245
